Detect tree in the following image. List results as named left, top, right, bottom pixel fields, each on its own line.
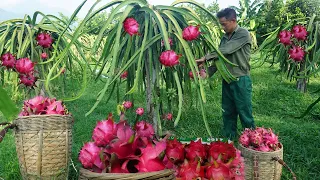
left=256, top=0, right=284, bottom=45
left=76, top=0, right=237, bottom=136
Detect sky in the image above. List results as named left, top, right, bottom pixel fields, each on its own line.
left=0, top=0, right=239, bottom=18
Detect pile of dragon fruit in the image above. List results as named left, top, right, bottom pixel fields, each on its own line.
left=78, top=112, right=170, bottom=173
left=278, top=25, right=308, bottom=62
left=78, top=110, right=245, bottom=179
left=0, top=32, right=53, bottom=87
left=239, top=127, right=281, bottom=152
left=19, top=95, right=69, bottom=116
left=165, top=138, right=245, bottom=179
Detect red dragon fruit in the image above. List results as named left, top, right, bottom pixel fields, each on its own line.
left=123, top=101, right=133, bottom=109
left=206, top=159, right=231, bottom=180
left=45, top=100, right=66, bottom=115
left=182, top=25, right=201, bottom=41
left=165, top=113, right=173, bottom=120
left=1, top=53, right=16, bottom=69
left=15, top=58, right=34, bottom=74
left=250, top=130, right=263, bottom=147
left=22, top=96, right=48, bottom=115
left=185, top=139, right=207, bottom=163
left=165, top=138, right=185, bottom=163
left=134, top=121, right=155, bottom=138
left=239, top=131, right=250, bottom=147
left=36, top=32, right=53, bottom=48
left=159, top=50, right=180, bottom=67
left=92, top=119, right=117, bottom=147
left=135, top=141, right=166, bottom=172
left=135, top=107, right=144, bottom=116
left=177, top=159, right=205, bottom=179
left=19, top=73, right=37, bottom=87
left=264, top=129, right=279, bottom=150
left=79, top=142, right=109, bottom=172
left=123, top=17, right=139, bottom=36
left=120, top=71, right=128, bottom=79
left=278, top=30, right=292, bottom=46
left=107, top=122, right=138, bottom=159
left=198, top=69, right=207, bottom=78
left=208, top=141, right=236, bottom=163
left=292, top=25, right=308, bottom=41
left=288, top=46, right=305, bottom=62
left=189, top=71, right=194, bottom=79
left=40, top=52, right=48, bottom=59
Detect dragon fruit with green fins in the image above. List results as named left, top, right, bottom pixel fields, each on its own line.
left=15, top=57, right=34, bottom=74
left=1, top=52, right=16, bottom=69
left=159, top=50, right=181, bottom=67
left=182, top=25, right=201, bottom=41
left=36, top=32, right=53, bottom=48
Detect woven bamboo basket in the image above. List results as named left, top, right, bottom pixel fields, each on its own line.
left=239, top=143, right=296, bottom=180
left=78, top=168, right=175, bottom=180
left=13, top=115, right=73, bottom=180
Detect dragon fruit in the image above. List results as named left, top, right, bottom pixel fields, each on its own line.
left=239, top=127, right=281, bottom=152
left=15, top=58, right=34, bottom=74
left=135, top=121, right=155, bottom=139
left=206, top=160, right=231, bottom=180
left=185, top=139, right=206, bottom=163
left=292, top=25, right=308, bottom=41
left=40, top=52, right=48, bottom=59
left=278, top=30, right=292, bottom=46
left=19, top=96, right=69, bottom=116
left=288, top=46, right=305, bottom=62
left=92, top=119, right=117, bottom=147
left=135, top=141, right=166, bottom=172
left=123, top=17, right=139, bottom=36
left=182, top=25, right=201, bottom=41
left=165, top=113, right=173, bottom=120
left=177, top=159, right=205, bottom=179
left=123, top=101, right=133, bottom=109
left=1, top=53, right=16, bottom=69
left=45, top=100, right=66, bottom=115
left=208, top=141, right=236, bottom=163
left=135, top=107, right=144, bottom=116
left=159, top=50, right=180, bottom=67
left=120, top=71, right=128, bottom=79
left=36, top=32, right=53, bottom=48
left=189, top=71, right=194, bottom=79
left=19, top=73, right=37, bottom=87
left=79, top=142, right=108, bottom=172
left=165, top=138, right=185, bottom=163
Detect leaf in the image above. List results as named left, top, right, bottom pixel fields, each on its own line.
left=0, top=86, right=19, bottom=121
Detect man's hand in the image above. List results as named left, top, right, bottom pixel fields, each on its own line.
left=196, top=57, right=206, bottom=67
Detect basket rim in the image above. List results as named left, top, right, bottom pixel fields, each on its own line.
left=15, top=114, right=73, bottom=119
left=239, top=142, right=283, bottom=154
left=79, top=167, right=175, bottom=175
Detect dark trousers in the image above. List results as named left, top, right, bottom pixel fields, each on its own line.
left=222, top=75, right=255, bottom=139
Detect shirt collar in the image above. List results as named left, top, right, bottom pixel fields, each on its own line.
left=223, top=25, right=240, bottom=40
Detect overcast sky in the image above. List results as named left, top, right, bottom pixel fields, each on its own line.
left=0, top=0, right=239, bottom=18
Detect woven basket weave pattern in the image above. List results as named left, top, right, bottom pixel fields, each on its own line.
left=14, top=115, right=73, bottom=180
left=78, top=168, right=175, bottom=180
left=239, top=143, right=283, bottom=180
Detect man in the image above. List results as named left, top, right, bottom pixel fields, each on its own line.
left=196, top=8, right=255, bottom=139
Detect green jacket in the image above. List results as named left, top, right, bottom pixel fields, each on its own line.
left=205, top=25, right=252, bottom=77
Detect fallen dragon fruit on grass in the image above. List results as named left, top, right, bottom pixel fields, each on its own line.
left=165, top=138, right=245, bottom=179
left=19, top=95, right=69, bottom=116
left=239, top=127, right=281, bottom=152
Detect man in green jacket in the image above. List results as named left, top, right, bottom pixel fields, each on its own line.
left=196, top=8, right=255, bottom=139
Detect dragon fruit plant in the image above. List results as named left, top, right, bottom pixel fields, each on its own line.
left=18, top=95, right=69, bottom=116
left=78, top=111, right=169, bottom=173
left=164, top=138, right=245, bottom=179
left=239, top=127, right=281, bottom=152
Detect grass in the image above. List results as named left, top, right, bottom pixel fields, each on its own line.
left=1, top=62, right=320, bottom=179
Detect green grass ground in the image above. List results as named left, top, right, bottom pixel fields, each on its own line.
left=1, top=63, right=320, bottom=179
